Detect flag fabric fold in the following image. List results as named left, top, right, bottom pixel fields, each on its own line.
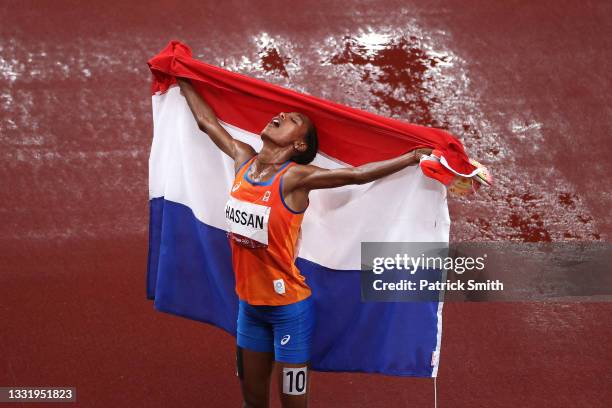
left=146, top=40, right=470, bottom=377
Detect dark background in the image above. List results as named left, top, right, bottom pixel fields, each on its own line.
left=1, top=1, right=611, bottom=406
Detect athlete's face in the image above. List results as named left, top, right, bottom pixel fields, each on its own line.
left=262, top=112, right=310, bottom=148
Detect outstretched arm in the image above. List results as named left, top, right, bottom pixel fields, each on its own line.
left=280, top=148, right=432, bottom=212
left=291, top=148, right=432, bottom=191
left=176, top=77, right=255, bottom=167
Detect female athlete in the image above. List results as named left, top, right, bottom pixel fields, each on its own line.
left=177, top=77, right=431, bottom=408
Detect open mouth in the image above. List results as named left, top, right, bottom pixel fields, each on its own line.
left=271, top=117, right=281, bottom=128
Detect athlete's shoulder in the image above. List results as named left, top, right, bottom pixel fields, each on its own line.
left=285, top=162, right=324, bottom=178
left=283, top=162, right=325, bottom=191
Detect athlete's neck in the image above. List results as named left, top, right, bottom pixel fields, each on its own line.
left=256, top=147, right=291, bottom=166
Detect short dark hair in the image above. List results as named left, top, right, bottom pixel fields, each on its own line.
left=291, top=120, right=318, bottom=164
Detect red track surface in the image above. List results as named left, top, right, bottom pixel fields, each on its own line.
left=1, top=1, right=611, bottom=407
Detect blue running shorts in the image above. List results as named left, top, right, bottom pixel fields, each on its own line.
left=236, top=295, right=315, bottom=363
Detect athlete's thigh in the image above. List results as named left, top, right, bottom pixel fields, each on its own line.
left=236, top=300, right=276, bottom=406
left=271, top=296, right=315, bottom=364
left=275, top=361, right=311, bottom=408
left=271, top=297, right=315, bottom=408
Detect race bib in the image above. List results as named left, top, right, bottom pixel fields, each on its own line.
left=225, top=196, right=271, bottom=246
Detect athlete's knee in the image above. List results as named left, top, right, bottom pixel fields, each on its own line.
left=241, top=378, right=270, bottom=408
left=242, top=397, right=269, bottom=408
left=278, top=362, right=310, bottom=408
left=281, top=364, right=309, bottom=395
left=242, top=395, right=268, bottom=408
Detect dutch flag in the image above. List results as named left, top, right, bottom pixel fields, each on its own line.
left=146, top=41, right=474, bottom=377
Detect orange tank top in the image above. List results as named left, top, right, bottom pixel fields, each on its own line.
left=225, top=155, right=312, bottom=305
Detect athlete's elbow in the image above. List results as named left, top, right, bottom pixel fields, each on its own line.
left=352, top=169, right=372, bottom=185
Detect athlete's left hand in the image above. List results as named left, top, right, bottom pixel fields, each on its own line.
left=411, top=148, right=433, bottom=160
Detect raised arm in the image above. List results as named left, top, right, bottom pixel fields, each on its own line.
left=279, top=148, right=432, bottom=213
left=176, top=77, right=255, bottom=167
left=290, top=148, right=432, bottom=191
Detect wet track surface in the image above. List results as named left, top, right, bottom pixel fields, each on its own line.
left=1, top=1, right=611, bottom=407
